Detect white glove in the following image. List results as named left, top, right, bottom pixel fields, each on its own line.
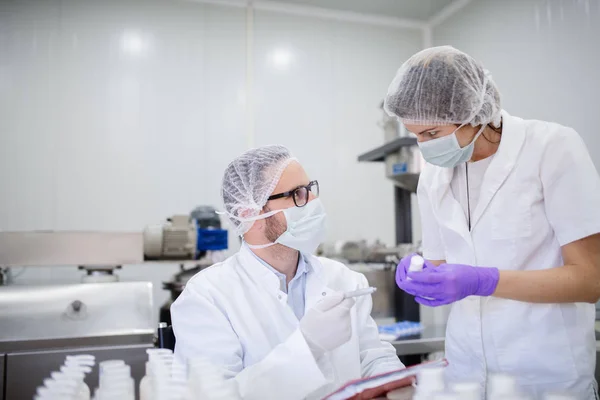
left=300, top=292, right=355, bottom=359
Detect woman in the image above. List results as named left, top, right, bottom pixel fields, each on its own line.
left=384, top=46, right=600, bottom=399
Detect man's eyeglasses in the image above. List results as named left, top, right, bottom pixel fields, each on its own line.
left=267, top=180, right=320, bottom=207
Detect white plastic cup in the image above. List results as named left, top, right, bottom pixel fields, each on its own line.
left=409, top=255, right=425, bottom=273
left=489, top=373, right=518, bottom=399
left=415, top=367, right=445, bottom=397
left=451, top=382, right=481, bottom=400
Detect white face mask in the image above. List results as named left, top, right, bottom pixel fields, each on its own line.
left=418, top=124, right=486, bottom=168
left=242, top=199, right=327, bottom=255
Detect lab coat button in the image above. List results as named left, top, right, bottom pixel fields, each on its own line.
left=322, top=292, right=326, bottom=296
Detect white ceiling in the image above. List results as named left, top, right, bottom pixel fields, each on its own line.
left=268, top=0, right=458, bottom=21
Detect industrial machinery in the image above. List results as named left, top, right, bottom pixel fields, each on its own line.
left=143, top=206, right=229, bottom=325
left=375, top=101, right=425, bottom=193
left=357, top=104, right=426, bottom=328
left=143, top=205, right=228, bottom=261
left=0, top=282, right=154, bottom=400
left=0, top=205, right=229, bottom=399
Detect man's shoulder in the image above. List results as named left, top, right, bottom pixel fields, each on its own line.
left=184, top=253, right=241, bottom=291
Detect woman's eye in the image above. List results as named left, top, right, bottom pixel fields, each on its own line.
left=427, top=131, right=438, bottom=136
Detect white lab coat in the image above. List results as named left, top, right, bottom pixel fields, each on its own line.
left=418, top=110, right=600, bottom=399
left=171, top=245, right=403, bottom=400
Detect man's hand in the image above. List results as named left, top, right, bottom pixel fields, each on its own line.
left=300, top=292, right=355, bottom=359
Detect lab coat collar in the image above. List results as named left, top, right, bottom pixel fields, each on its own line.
left=238, top=246, right=337, bottom=316
left=470, top=110, right=525, bottom=230
left=237, top=244, right=284, bottom=295
left=238, top=245, right=324, bottom=297
left=428, top=110, right=526, bottom=237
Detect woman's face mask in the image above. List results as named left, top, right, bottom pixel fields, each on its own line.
left=417, top=124, right=486, bottom=168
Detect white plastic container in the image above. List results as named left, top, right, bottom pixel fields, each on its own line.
left=94, top=360, right=135, bottom=400
left=58, top=367, right=91, bottom=400
left=145, top=351, right=179, bottom=400
left=451, top=382, right=480, bottom=400
left=42, top=378, right=79, bottom=399
left=62, top=355, right=95, bottom=400
left=139, top=361, right=153, bottom=400
left=51, top=371, right=89, bottom=400
left=408, top=255, right=434, bottom=300
left=489, top=374, right=519, bottom=400
left=409, top=255, right=425, bottom=274
left=413, top=367, right=445, bottom=400
left=37, top=383, right=77, bottom=400
left=99, top=378, right=135, bottom=400
left=66, top=355, right=95, bottom=366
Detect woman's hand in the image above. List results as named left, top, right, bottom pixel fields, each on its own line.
left=397, top=263, right=500, bottom=307
left=395, top=254, right=437, bottom=287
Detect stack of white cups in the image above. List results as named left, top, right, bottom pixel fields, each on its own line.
left=140, top=349, right=174, bottom=400
left=142, top=349, right=179, bottom=400
left=94, top=360, right=135, bottom=400
left=35, top=377, right=79, bottom=400
left=148, top=350, right=190, bottom=400
left=34, top=354, right=95, bottom=400
left=63, top=354, right=95, bottom=400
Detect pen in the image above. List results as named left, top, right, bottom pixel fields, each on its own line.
left=343, top=287, right=377, bottom=299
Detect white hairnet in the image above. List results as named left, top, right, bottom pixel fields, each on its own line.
left=221, top=145, right=296, bottom=236
left=384, top=46, right=502, bottom=127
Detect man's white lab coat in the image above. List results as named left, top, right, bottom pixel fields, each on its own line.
left=171, top=245, right=403, bottom=400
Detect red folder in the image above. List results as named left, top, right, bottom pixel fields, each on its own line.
left=323, top=359, right=448, bottom=400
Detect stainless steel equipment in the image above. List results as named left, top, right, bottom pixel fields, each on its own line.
left=0, top=354, right=4, bottom=399
left=0, top=231, right=143, bottom=267
left=384, top=144, right=424, bottom=193
left=390, top=325, right=446, bottom=356
left=0, top=282, right=154, bottom=400
left=0, top=282, right=153, bottom=342
left=349, top=263, right=396, bottom=320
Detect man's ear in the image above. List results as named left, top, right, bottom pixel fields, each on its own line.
left=239, top=208, right=264, bottom=233
left=238, top=208, right=253, bottom=219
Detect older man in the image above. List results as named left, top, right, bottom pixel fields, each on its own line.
left=171, top=145, right=403, bottom=400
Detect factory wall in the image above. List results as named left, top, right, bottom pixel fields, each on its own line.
left=0, top=0, right=422, bottom=325
left=431, top=0, right=600, bottom=169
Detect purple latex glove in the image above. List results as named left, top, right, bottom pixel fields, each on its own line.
left=398, top=263, right=500, bottom=307
left=395, top=254, right=436, bottom=287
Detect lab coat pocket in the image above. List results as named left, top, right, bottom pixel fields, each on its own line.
left=491, top=194, right=532, bottom=239
left=493, top=302, right=578, bottom=385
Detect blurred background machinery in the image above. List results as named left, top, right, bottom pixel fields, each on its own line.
left=143, top=205, right=227, bottom=261
left=0, top=206, right=228, bottom=400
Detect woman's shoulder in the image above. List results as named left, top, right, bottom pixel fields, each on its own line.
left=517, top=115, right=580, bottom=146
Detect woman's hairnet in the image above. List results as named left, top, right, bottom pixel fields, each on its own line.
left=384, top=46, right=502, bottom=127
left=221, top=145, right=296, bottom=236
